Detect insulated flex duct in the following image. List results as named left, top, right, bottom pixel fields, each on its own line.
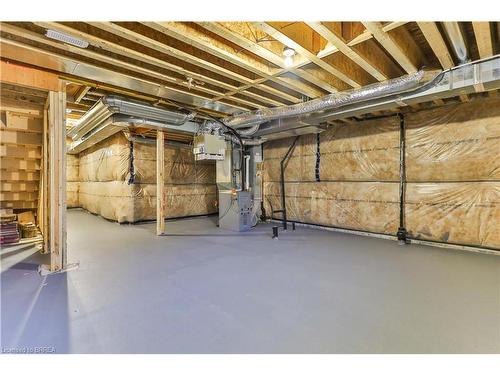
left=223, top=70, right=426, bottom=129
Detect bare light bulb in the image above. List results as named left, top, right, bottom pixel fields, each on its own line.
left=284, top=55, right=294, bottom=67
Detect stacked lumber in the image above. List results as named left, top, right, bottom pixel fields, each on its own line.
left=17, top=211, right=38, bottom=238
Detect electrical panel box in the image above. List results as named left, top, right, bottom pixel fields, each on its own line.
left=218, top=190, right=252, bottom=232
left=193, top=134, right=226, bottom=161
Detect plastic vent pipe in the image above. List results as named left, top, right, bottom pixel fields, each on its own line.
left=442, top=22, right=469, bottom=64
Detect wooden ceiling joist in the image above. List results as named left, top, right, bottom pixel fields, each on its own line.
left=0, top=59, right=60, bottom=92
left=140, top=21, right=302, bottom=105
left=416, top=21, right=468, bottom=103
left=86, top=22, right=301, bottom=106
left=0, top=37, right=251, bottom=117
left=196, top=21, right=333, bottom=96
left=362, top=22, right=418, bottom=74
left=253, top=22, right=361, bottom=88
left=0, top=26, right=261, bottom=113
left=335, top=22, right=410, bottom=49
left=472, top=22, right=494, bottom=58
left=29, top=22, right=272, bottom=111
left=306, top=22, right=388, bottom=81
left=73, top=85, right=91, bottom=103
left=417, top=22, right=455, bottom=69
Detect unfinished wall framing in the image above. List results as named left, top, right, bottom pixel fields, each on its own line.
left=263, top=97, right=500, bottom=250
left=68, top=131, right=217, bottom=223
left=1, top=61, right=68, bottom=270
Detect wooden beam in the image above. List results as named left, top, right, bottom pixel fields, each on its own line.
left=383, top=22, right=409, bottom=32
left=153, top=22, right=316, bottom=103
left=417, top=22, right=454, bottom=69
left=86, top=22, right=297, bottom=106
left=472, top=22, right=494, bottom=58
left=417, top=22, right=468, bottom=102
left=143, top=22, right=306, bottom=104
left=30, top=22, right=263, bottom=111
left=362, top=22, right=418, bottom=74
left=306, top=22, right=388, bottom=81
left=40, top=102, right=49, bottom=253
left=3, top=24, right=256, bottom=112
left=156, top=130, right=165, bottom=236
left=473, top=22, right=495, bottom=98
left=318, top=22, right=410, bottom=50
left=48, top=90, right=67, bottom=271
left=0, top=60, right=59, bottom=91
left=74, top=85, right=91, bottom=103
left=253, top=22, right=360, bottom=88
left=196, top=21, right=330, bottom=96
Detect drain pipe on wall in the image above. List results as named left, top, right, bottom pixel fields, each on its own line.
left=397, top=113, right=408, bottom=245
left=280, top=136, right=300, bottom=231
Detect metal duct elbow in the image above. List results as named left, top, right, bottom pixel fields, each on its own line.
left=237, top=124, right=261, bottom=137
left=222, top=70, right=425, bottom=129
left=442, top=22, right=469, bottom=64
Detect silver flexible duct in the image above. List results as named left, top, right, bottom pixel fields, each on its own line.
left=223, top=70, right=425, bottom=130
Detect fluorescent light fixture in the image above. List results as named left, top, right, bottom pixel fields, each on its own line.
left=45, top=29, right=89, bottom=48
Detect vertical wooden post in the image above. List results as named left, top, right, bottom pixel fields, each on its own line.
left=40, top=100, right=50, bottom=253
left=48, top=89, right=67, bottom=271
left=156, top=130, right=165, bottom=235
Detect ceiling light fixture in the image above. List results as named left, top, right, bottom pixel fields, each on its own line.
left=45, top=29, right=89, bottom=48
left=282, top=46, right=296, bottom=58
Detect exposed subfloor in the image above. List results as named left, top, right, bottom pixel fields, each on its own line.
left=1, top=208, right=499, bottom=353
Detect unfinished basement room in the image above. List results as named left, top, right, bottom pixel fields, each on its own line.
left=1, top=6, right=500, bottom=362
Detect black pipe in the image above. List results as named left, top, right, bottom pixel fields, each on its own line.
left=272, top=226, right=279, bottom=239
left=397, top=113, right=407, bottom=244
left=280, top=136, right=300, bottom=230
left=127, top=140, right=135, bottom=184
left=315, top=132, right=321, bottom=182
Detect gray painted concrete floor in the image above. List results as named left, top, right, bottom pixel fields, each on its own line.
left=1, top=208, right=499, bottom=353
